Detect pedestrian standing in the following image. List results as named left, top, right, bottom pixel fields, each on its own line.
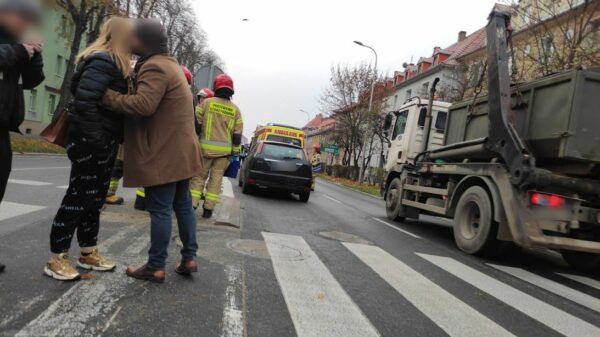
left=190, top=87, right=214, bottom=207
left=0, top=0, right=45, bottom=274
left=102, top=19, right=202, bottom=283
left=191, top=75, right=244, bottom=218
left=44, top=17, right=132, bottom=281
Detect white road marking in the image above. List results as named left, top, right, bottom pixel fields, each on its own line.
left=345, top=243, right=514, bottom=337
left=222, top=178, right=235, bottom=199
left=263, top=232, right=380, bottom=337
left=16, top=228, right=148, bottom=337
left=372, top=218, right=421, bottom=239
left=490, top=264, right=600, bottom=313
left=98, top=305, right=122, bottom=336
left=8, top=179, right=52, bottom=186
left=12, top=166, right=70, bottom=171
left=557, top=273, right=600, bottom=291
left=419, top=254, right=600, bottom=337
left=0, top=202, right=46, bottom=221
left=323, top=194, right=343, bottom=204
left=221, top=266, right=244, bottom=337
left=123, top=233, right=150, bottom=256
left=56, top=185, right=68, bottom=189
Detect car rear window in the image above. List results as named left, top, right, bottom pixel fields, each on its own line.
left=266, top=135, right=302, bottom=147
left=262, top=144, right=305, bottom=160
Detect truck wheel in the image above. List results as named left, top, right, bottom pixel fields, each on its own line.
left=386, top=178, right=406, bottom=222
left=453, top=186, right=505, bottom=257
left=560, top=250, right=600, bottom=274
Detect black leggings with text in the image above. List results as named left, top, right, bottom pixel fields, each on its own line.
left=50, top=135, right=117, bottom=254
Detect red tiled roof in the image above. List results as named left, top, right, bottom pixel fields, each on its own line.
left=442, top=27, right=487, bottom=64
left=304, top=114, right=335, bottom=130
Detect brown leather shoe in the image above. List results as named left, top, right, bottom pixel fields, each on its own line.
left=175, top=260, right=198, bottom=276
left=126, top=264, right=165, bottom=283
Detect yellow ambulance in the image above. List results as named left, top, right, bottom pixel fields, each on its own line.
left=253, top=124, right=305, bottom=148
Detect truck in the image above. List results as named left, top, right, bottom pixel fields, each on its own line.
left=381, top=11, right=600, bottom=272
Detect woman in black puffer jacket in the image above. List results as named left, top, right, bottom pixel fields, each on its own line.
left=44, top=17, right=133, bottom=281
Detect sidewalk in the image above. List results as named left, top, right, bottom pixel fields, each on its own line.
left=0, top=190, right=246, bottom=337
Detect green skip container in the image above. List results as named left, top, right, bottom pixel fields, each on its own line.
left=445, top=67, right=600, bottom=173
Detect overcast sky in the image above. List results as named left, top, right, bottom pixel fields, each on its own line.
left=192, top=0, right=500, bottom=138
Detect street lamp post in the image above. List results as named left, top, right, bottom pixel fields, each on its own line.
left=354, top=41, right=380, bottom=179
left=353, top=41, right=378, bottom=113
left=300, top=109, right=311, bottom=124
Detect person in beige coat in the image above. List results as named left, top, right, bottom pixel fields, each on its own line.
left=102, top=19, right=202, bottom=283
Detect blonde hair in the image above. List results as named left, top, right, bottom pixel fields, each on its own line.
left=76, top=17, right=133, bottom=78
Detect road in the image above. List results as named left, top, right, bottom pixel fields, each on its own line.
left=1, top=155, right=600, bottom=337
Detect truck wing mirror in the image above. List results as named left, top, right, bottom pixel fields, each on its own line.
left=383, top=114, right=393, bottom=130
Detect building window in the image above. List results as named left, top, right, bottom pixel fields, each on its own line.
left=421, top=82, right=430, bottom=97
left=48, top=94, right=57, bottom=115
left=55, top=55, right=64, bottom=77
left=542, top=35, right=555, bottom=64
left=405, top=89, right=412, bottom=100
left=524, top=44, right=532, bottom=56
left=28, top=90, right=37, bottom=112
left=393, top=95, right=398, bottom=108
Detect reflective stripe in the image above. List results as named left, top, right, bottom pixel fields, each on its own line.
left=205, top=113, right=213, bottom=140
left=109, top=180, right=119, bottom=189
left=236, top=118, right=243, bottom=125
left=200, top=140, right=233, bottom=153
left=190, top=189, right=203, bottom=198
left=233, top=146, right=241, bottom=152
left=136, top=189, right=145, bottom=198
left=205, top=193, right=220, bottom=202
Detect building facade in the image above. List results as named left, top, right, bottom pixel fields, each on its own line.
left=303, top=114, right=339, bottom=165
left=20, top=8, right=78, bottom=136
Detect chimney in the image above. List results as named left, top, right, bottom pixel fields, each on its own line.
left=458, top=31, right=467, bottom=42
left=433, top=46, right=441, bottom=55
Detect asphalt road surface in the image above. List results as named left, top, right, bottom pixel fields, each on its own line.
left=1, top=155, right=600, bottom=337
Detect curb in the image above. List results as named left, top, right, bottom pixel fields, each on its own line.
left=197, top=196, right=241, bottom=229
left=317, top=178, right=384, bottom=200
left=14, top=152, right=67, bottom=157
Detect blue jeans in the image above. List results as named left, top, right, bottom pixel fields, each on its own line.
left=145, top=179, right=198, bottom=269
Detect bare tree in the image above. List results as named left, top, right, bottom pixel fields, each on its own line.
left=320, top=63, right=388, bottom=179
left=502, top=0, right=600, bottom=78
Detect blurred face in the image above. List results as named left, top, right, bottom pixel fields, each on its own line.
left=0, top=12, right=36, bottom=39
left=129, top=33, right=145, bottom=55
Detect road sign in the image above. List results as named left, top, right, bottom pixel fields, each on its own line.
left=321, top=143, right=339, bottom=154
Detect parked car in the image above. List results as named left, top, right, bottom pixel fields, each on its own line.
left=239, top=141, right=312, bottom=202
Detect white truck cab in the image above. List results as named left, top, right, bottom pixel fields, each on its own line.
left=384, top=99, right=451, bottom=172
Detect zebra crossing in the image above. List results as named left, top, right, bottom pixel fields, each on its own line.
left=3, top=218, right=600, bottom=336
left=265, top=233, right=600, bottom=337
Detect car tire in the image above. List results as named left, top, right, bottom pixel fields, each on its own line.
left=561, top=250, right=600, bottom=275
left=385, top=178, right=406, bottom=222
left=238, top=174, right=243, bottom=187
left=242, top=180, right=253, bottom=195
left=299, top=191, right=310, bottom=203
left=453, top=186, right=506, bottom=257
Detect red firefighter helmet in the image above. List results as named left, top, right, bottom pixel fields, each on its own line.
left=181, top=66, right=193, bottom=85
left=197, top=88, right=214, bottom=99
left=214, top=74, right=234, bottom=92
left=313, top=144, right=321, bottom=153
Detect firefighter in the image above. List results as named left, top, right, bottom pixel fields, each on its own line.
left=311, top=144, right=322, bottom=173
left=191, top=74, right=243, bottom=218
left=194, top=88, right=214, bottom=137
left=133, top=66, right=195, bottom=212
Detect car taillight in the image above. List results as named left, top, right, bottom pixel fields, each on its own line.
left=530, top=192, right=565, bottom=207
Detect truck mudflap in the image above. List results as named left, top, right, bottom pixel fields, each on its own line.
left=491, top=168, right=600, bottom=254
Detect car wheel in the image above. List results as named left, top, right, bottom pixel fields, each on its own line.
left=453, top=186, right=506, bottom=257
left=299, top=191, right=310, bottom=203
left=242, top=180, right=253, bottom=195
left=385, top=178, right=406, bottom=222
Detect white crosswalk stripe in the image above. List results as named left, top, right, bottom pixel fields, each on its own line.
left=345, top=243, right=514, bottom=337
left=490, top=264, right=600, bottom=313
left=419, top=253, right=600, bottom=337
left=8, top=179, right=52, bottom=186
left=0, top=201, right=46, bottom=221
left=16, top=228, right=149, bottom=337
left=557, top=273, right=600, bottom=291
left=263, top=232, right=380, bottom=337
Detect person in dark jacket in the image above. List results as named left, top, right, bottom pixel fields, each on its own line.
left=44, top=17, right=133, bottom=281
left=0, top=0, right=45, bottom=274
